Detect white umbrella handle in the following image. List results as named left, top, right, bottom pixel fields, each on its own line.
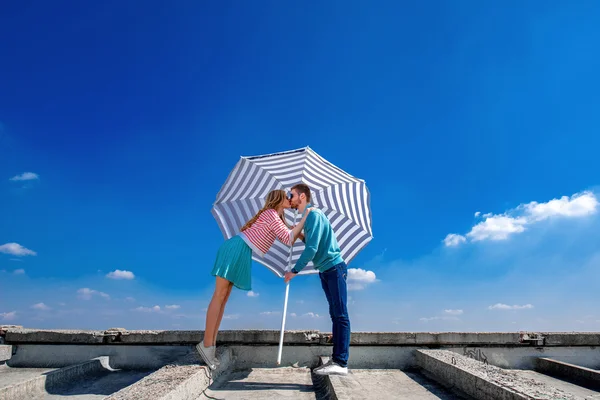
left=277, top=281, right=290, bottom=365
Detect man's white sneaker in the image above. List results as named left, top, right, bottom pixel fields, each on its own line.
left=313, top=361, right=348, bottom=376
left=313, top=359, right=333, bottom=372
left=195, top=342, right=217, bottom=370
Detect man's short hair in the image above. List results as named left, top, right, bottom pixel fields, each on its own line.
left=291, top=183, right=311, bottom=203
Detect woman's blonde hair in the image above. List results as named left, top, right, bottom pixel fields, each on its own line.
left=240, top=189, right=288, bottom=232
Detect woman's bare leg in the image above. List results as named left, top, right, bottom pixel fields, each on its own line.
left=203, top=277, right=232, bottom=347
left=212, top=282, right=233, bottom=346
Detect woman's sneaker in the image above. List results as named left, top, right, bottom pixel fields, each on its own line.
left=195, top=342, right=217, bottom=370
left=313, top=360, right=348, bottom=376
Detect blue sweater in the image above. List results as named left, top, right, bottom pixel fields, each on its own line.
left=291, top=205, right=344, bottom=273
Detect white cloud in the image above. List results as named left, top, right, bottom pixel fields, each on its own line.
left=247, top=291, right=260, bottom=297
left=302, top=312, right=322, bottom=318
left=488, top=303, right=534, bottom=310
left=13, top=269, right=25, bottom=275
left=10, top=172, right=39, bottom=181
left=0, top=243, right=36, bottom=256
left=58, top=302, right=66, bottom=306
left=444, top=309, right=463, bottom=315
left=135, top=305, right=161, bottom=312
left=523, top=191, right=598, bottom=222
left=31, top=303, right=50, bottom=311
left=467, top=215, right=527, bottom=242
left=443, top=234, right=467, bottom=247
left=475, top=211, right=481, bottom=217
left=223, top=314, right=239, bottom=320
left=290, top=313, right=297, bottom=317
left=165, top=305, right=180, bottom=310
left=9, top=258, right=23, bottom=262
left=446, top=191, right=599, bottom=245
left=124, top=297, right=136, bottom=302
left=296, top=300, right=305, bottom=304
left=106, top=270, right=135, bottom=280
left=77, top=288, right=110, bottom=300
left=347, top=268, right=377, bottom=291
left=1, top=311, right=17, bottom=321
left=260, top=311, right=280, bottom=316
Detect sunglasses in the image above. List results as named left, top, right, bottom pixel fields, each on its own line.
left=287, top=192, right=295, bottom=200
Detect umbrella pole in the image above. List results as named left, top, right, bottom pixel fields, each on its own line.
left=277, top=281, right=290, bottom=365
left=277, top=208, right=297, bottom=365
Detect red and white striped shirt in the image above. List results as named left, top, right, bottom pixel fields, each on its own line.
left=239, top=209, right=293, bottom=257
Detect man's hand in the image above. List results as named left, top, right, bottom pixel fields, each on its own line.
left=284, top=271, right=296, bottom=283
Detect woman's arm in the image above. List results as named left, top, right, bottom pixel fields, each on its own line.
left=268, top=208, right=314, bottom=246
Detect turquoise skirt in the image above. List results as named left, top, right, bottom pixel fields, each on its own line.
left=211, top=235, right=252, bottom=291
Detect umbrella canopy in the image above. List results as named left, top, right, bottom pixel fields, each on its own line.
left=211, top=147, right=373, bottom=277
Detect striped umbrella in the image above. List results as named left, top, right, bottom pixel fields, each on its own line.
left=211, top=146, right=373, bottom=364
left=211, top=146, right=373, bottom=277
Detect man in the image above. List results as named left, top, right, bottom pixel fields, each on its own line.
left=284, top=183, right=350, bottom=376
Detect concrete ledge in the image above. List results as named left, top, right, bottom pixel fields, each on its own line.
left=0, top=345, right=11, bottom=362
left=5, top=329, right=105, bottom=344
left=416, top=350, right=582, bottom=400
left=0, top=356, right=110, bottom=400
left=543, top=332, right=600, bottom=346
left=536, top=357, right=600, bottom=390
left=107, top=347, right=233, bottom=400
left=7, top=344, right=191, bottom=369
left=5, top=327, right=600, bottom=347
left=416, top=350, right=528, bottom=400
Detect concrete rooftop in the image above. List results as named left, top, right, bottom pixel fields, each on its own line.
left=2, top=326, right=600, bottom=399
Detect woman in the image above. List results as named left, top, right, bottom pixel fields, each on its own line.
left=196, top=189, right=312, bottom=370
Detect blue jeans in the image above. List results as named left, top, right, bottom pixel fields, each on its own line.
left=319, top=262, right=350, bottom=367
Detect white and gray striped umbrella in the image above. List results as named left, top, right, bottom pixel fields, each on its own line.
left=211, top=147, right=373, bottom=278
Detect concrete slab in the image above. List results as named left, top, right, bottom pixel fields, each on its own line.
left=1, top=345, right=12, bottom=362
left=107, top=346, right=233, bottom=400
left=536, top=357, right=600, bottom=390
left=0, top=357, right=113, bottom=400
left=199, top=368, right=316, bottom=399
left=518, top=370, right=600, bottom=399
left=42, top=370, right=151, bottom=400
left=417, top=349, right=590, bottom=400
left=317, top=357, right=466, bottom=400
left=332, top=369, right=470, bottom=400
left=0, top=364, right=56, bottom=390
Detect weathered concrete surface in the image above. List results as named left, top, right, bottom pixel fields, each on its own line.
left=518, top=369, right=600, bottom=399
left=417, top=349, right=585, bottom=400
left=8, top=344, right=190, bottom=369
left=0, top=365, right=56, bottom=391
left=6, top=327, right=600, bottom=347
left=106, top=347, right=233, bottom=400
left=318, top=356, right=466, bottom=400
left=447, top=346, right=600, bottom=370
left=230, top=345, right=420, bottom=370
left=42, top=370, right=151, bottom=400
left=0, top=345, right=12, bottom=362
left=5, top=329, right=105, bottom=344
left=0, top=357, right=110, bottom=400
left=199, top=367, right=315, bottom=399
left=536, top=357, right=600, bottom=390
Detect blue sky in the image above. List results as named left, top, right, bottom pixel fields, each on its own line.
left=2, top=1, right=600, bottom=332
